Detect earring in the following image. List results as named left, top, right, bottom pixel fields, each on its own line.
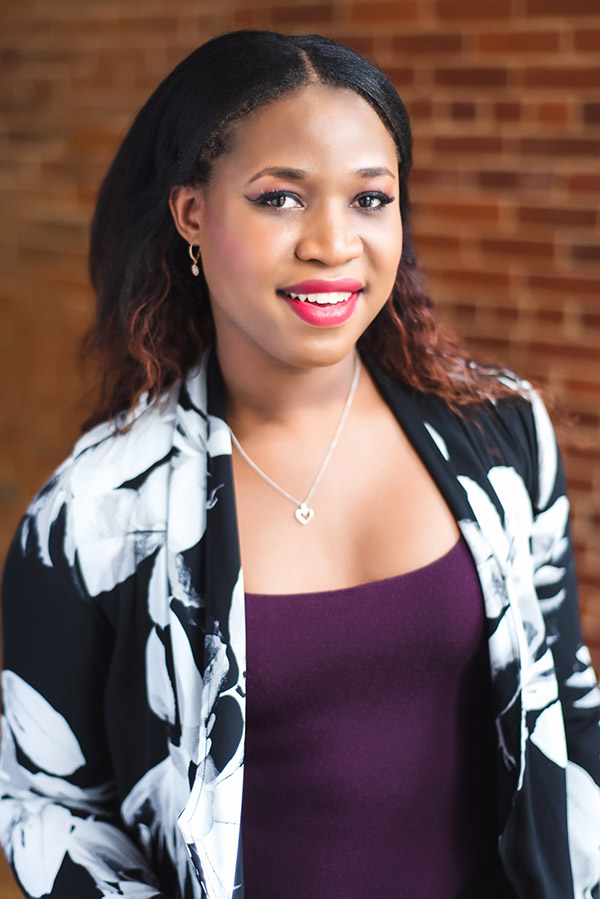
left=189, top=244, right=201, bottom=276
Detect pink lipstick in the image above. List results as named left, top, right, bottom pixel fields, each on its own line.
left=281, top=278, right=363, bottom=295
left=277, top=278, right=363, bottom=327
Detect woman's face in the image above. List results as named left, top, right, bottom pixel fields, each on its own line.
left=173, top=84, right=403, bottom=372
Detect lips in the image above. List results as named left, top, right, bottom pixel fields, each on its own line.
left=277, top=278, right=362, bottom=327
left=279, top=278, right=363, bottom=304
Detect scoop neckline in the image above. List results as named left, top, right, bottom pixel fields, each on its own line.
left=244, top=535, right=464, bottom=600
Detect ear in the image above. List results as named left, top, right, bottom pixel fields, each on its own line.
left=169, top=185, right=205, bottom=245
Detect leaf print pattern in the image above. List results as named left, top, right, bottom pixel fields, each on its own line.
left=145, top=629, right=177, bottom=726
left=0, top=349, right=598, bottom=898
left=0, top=701, right=163, bottom=897
left=0, top=722, right=113, bottom=814
left=2, top=672, right=85, bottom=777
left=3, top=799, right=73, bottom=898
left=566, top=647, right=600, bottom=711
left=121, top=755, right=203, bottom=899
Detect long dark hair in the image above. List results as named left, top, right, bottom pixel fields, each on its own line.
left=85, top=29, right=510, bottom=429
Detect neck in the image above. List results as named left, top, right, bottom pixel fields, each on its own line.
left=216, top=343, right=359, bottom=437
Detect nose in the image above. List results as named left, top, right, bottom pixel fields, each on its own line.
left=294, top=203, right=362, bottom=266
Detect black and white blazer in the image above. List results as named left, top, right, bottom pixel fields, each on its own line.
left=1, top=348, right=599, bottom=899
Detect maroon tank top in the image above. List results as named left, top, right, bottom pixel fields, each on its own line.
left=242, top=537, right=498, bottom=899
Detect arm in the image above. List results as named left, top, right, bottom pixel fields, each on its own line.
left=529, top=393, right=600, bottom=895
left=0, top=497, right=171, bottom=898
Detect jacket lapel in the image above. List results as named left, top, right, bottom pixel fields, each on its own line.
left=368, top=359, right=524, bottom=826
left=172, top=350, right=246, bottom=899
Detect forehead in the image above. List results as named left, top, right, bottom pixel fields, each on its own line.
left=215, top=84, right=399, bottom=179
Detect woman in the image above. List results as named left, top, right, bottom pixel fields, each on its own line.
left=0, top=29, right=598, bottom=899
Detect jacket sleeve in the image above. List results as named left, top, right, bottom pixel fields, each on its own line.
left=529, top=392, right=600, bottom=895
left=0, top=487, right=171, bottom=898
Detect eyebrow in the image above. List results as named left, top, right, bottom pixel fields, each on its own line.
left=247, top=165, right=396, bottom=183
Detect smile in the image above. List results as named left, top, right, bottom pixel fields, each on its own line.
left=279, top=290, right=354, bottom=305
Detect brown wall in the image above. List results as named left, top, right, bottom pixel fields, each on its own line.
left=2, top=6, right=599, bottom=631
left=1, top=1, right=599, bottom=644
left=0, top=0, right=598, bottom=892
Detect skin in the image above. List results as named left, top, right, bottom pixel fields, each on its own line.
left=170, top=84, right=458, bottom=593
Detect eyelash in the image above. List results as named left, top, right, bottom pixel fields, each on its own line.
left=250, top=189, right=395, bottom=211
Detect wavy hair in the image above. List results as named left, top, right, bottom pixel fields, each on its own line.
left=85, top=29, right=513, bottom=430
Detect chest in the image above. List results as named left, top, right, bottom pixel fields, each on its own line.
left=232, top=386, right=460, bottom=594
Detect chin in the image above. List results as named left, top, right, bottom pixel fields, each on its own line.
left=276, top=335, right=361, bottom=371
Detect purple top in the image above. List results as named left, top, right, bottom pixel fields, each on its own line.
left=242, top=538, right=498, bottom=898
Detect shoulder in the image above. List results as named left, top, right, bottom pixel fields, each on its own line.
left=10, top=359, right=213, bottom=599
left=467, top=372, right=560, bottom=513
left=370, top=356, right=556, bottom=510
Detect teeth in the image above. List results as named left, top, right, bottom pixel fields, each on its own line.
left=286, top=291, right=354, bottom=305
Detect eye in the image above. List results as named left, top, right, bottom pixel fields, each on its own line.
left=249, top=190, right=303, bottom=209
left=352, top=191, right=395, bottom=210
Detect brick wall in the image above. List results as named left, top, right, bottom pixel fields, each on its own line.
left=0, top=0, right=598, bottom=891
left=1, top=1, right=598, bottom=655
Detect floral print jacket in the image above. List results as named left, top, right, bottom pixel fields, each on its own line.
left=1, top=348, right=599, bottom=899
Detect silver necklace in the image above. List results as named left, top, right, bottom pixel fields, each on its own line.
left=229, top=354, right=361, bottom=526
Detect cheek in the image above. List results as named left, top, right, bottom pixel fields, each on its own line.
left=201, top=215, right=262, bottom=296
left=201, top=208, right=294, bottom=290
left=375, top=218, right=403, bottom=281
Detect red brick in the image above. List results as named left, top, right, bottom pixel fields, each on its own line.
left=335, top=36, right=374, bottom=56
left=383, top=67, right=416, bottom=86
left=519, top=137, right=600, bottom=157
left=416, top=200, right=500, bottom=222
left=524, top=341, right=600, bottom=362
left=574, top=28, right=600, bottom=52
left=571, top=244, right=600, bottom=263
left=494, top=101, right=521, bottom=122
left=450, top=101, right=476, bottom=119
left=528, top=309, right=565, bottom=326
left=434, top=67, right=507, bottom=88
left=526, top=0, right=598, bottom=14
left=115, top=15, right=181, bottom=34
left=445, top=301, right=478, bottom=321
left=528, top=275, right=599, bottom=296
left=434, top=268, right=511, bottom=288
left=536, top=102, right=570, bottom=125
left=233, top=9, right=255, bottom=28
left=480, top=238, right=554, bottom=259
left=413, top=232, right=462, bottom=252
left=518, top=206, right=596, bottom=227
left=565, top=445, right=600, bottom=463
left=410, top=168, right=461, bottom=187
left=522, top=67, right=600, bottom=89
left=583, top=103, right=600, bottom=125
left=569, top=481, right=596, bottom=498
left=436, top=0, right=512, bottom=20
left=478, top=30, right=560, bottom=53
left=566, top=174, right=600, bottom=193
left=271, top=4, right=335, bottom=24
left=463, top=336, right=512, bottom=359
left=392, top=33, right=463, bottom=53
left=572, top=410, right=600, bottom=428
left=477, top=170, right=553, bottom=191
left=499, top=306, right=522, bottom=322
left=406, top=98, right=433, bottom=119
left=433, top=135, right=503, bottom=154
left=349, top=1, right=420, bottom=23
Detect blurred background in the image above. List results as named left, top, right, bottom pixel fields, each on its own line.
left=0, top=0, right=599, bottom=891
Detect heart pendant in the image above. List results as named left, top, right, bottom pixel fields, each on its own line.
left=294, top=504, right=314, bottom=526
